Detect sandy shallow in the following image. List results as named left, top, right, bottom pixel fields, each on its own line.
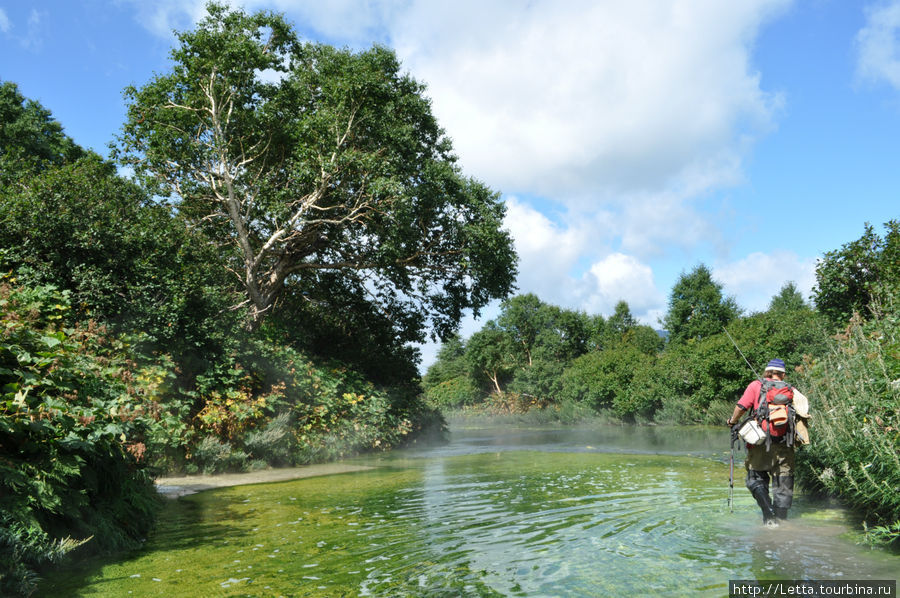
left=154, top=463, right=374, bottom=497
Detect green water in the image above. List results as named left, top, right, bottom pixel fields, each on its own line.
left=40, top=427, right=899, bottom=597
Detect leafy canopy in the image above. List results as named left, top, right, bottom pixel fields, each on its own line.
left=663, top=264, right=740, bottom=344
left=116, top=3, right=516, bottom=340
left=0, top=80, right=85, bottom=187
left=813, top=220, right=900, bottom=329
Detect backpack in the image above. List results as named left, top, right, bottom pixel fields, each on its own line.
left=754, top=379, right=796, bottom=448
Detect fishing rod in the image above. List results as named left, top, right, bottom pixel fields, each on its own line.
left=722, top=326, right=763, bottom=383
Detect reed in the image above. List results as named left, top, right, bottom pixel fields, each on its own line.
left=794, top=292, right=900, bottom=545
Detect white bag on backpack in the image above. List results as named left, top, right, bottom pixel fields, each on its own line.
left=738, top=419, right=766, bottom=445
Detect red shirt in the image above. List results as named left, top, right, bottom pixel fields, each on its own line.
left=738, top=379, right=766, bottom=412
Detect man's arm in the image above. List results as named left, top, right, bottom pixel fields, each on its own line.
left=727, top=405, right=746, bottom=427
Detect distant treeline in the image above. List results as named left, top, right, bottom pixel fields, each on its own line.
left=424, top=223, right=900, bottom=545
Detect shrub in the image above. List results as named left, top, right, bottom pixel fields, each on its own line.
left=559, top=345, right=653, bottom=413
left=423, top=375, right=481, bottom=409
left=244, top=412, right=295, bottom=466
left=0, top=280, right=163, bottom=595
left=189, top=436, right=242, bottom=474
left=793, top=294, right=900, bottom=545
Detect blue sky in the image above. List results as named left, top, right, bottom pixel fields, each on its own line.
left=3, top=1, right=900, bottom=368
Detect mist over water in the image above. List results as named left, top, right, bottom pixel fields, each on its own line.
left=40, top=425, right=899, bottom=597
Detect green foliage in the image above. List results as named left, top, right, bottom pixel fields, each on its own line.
left=243, top=412, right=294, bottom=467
left=0, top=155, right=238, bottom=371
left=793, top=291, right=900, bottom=545
left=0, top=80, right=85, bottom=187
left=813, top=220, right=900, bottom=330
left=663, top=264, right=741, bottom=344
left=498, top=294, right=591, bottom=365
left=624, top=324, right=666, bottom=356
left=423, top=335, right=467, bottom=386
left=175, top=338, right=433, bottom=473
left=606, top=300, right=637, bottom=339
left=559, top=345, right=652, bottom=412
left=768, top=281, right=809, bottom=313
left=465, top=321, right=517, bottom=394
left=116, top=2, right=516, bottom=335
left=422, top=336, right=481, bottom=409
left=424, top=376, right=481, bottom=409
left=431, top=284, right=821, bottom=426
left=190, top=436, right=248, bottom=475
left=267, top=281, right=422, bottom=388
left=0, top=281, right=163, bottom=595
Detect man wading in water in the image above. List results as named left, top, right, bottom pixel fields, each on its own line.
left=727, top=358, right=806, bottom=526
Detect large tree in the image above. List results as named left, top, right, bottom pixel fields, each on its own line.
left=813, top=221, right=900, bottom=329
left=116, top=4, right=516, bottom=340
left=663, top=264, right=740, bottom=344
left=0, top=80, right=85, bottom=188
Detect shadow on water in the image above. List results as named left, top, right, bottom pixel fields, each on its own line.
left=36, top=492, right=253, bottom=596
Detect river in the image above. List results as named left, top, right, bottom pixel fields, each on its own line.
left=39, top=425, right=899, bottom=597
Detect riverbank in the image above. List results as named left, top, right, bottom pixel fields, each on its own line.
left=154, top=463, right=375, bottom=497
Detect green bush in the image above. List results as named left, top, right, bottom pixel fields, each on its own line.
left=190, top=436, right=247, bottom=475
left=178, top=339, right=428, bottom=471
left=244, top=412, right=295, bottom=466
left=794, top=292, right=900, bottom=545
left=559, top=345, right=652, bottom=413
left=424, top=375, right=481, bottom=409
left=0, top=280, right=163, bottom=595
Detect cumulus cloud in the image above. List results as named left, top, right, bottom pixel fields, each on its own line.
left=502, top=199, right=664, bottom=322
left=392, top=0, right=787, bottom=199
left=582, top=253, right=666, bottom=322
left=502, top=198, right=595, bottom=299
left=856, top=1, right=900, bottom=91
left=713, top=251, right=818, bottom=314
left=127, top=1, right=787, bottom=196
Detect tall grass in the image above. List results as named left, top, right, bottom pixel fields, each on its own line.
left=794, top=294, right=900, bottom=545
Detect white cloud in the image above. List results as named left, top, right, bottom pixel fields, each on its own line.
left=128, top=1, right=787, bottom=199
left=502, top=197, right=597, bottom=301
left=857, top=1, right=900, bottom=91
left=503, top=199, right=664, bottom=322
left=19, top=9, right=47, bottom=50
left=583, top=253, right=665, bottom=322
left=0, top=8, right=11, bottom=34
left=392, top=0, right=787, bottom=200
left=122, top=0, right=209, bottom=39
left=713, top=250, right=818, bottom=313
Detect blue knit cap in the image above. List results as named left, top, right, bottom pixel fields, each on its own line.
left=766, top=358, right=786, bottom=373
